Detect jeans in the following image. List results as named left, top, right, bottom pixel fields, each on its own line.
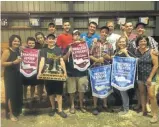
left=120, top=91, right=129, bottom=111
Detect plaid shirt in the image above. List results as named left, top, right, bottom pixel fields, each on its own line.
left=90, top=40, right=114, bottom=65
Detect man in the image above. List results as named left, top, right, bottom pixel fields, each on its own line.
left=106, top=21, right=121, bottom=50
left=37, top=34, right=67, bottom=118
left=56, top=21, right=73, bottom=54
left=80, top=21, right=100, bottom=48
left=63, top=30, right=89, bottom=114
left=48, top=22, right=56, bottom=35
left=124, top=22, right=137, bottom=41
left=90, top=26, right=114, bottom=115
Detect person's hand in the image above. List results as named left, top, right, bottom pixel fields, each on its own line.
left=63, top=73, right=67, bottom=78
left=69, top=47, right=72, bottom=53
left=13, top=57, right=22, bottom=64
left=74, top=40, right=81, bottom=43
left=146, top=77, right=152, bottom=86
left=37, top=72, right=42, bottom=79
left=120, top=49, right=128, bottom=55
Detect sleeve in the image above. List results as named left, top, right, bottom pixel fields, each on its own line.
left=56, top=35, right=62, bottom=48
left=148, top=36, right=158, bottom=51
left=40, top=49, right=45, bottom=58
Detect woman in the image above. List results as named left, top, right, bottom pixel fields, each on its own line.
left=1, top=35, right=23, bottom=121
left=135, top=35, right=158, bottom=123
left=114, top=36, right=131, bottom=115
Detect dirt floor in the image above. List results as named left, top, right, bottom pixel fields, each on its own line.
left=1, top=72, right=159, bottom=127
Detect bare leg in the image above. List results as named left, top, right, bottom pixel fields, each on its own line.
left=30, top=86, right=35, bottom=99
left=49, top=95, right=55, bottom=110
left=23, top=86, right=27, bottom=100
left=79, top=92, right=84, bottom=108
left=103, top=98, right=108, bottom=108
left=135, top=89, right=141, bottom=110
left=138, top=83, right=147, bottom=114
left=56, top=95, right=62, bottom=112
left=8, top=99, right=18, bottom=121
left=93, top=96, right=98, bottom=108
left=70, top=93, right=75, bottom=109
left=147, top=85, right=158, bottom=122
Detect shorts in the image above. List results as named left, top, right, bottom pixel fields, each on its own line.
left=66, top=76, right=88, bottom=93
left=22, top=75, right=38, bottom=86
left=45, top=80, right=63, bottom=96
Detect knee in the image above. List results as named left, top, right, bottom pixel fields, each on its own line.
left=148, top=93, right=156, bottom=100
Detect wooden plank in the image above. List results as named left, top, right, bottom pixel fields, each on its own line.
left=39, top=1, right=45, bottom=11
left=99, top=1, right=105, bottom=11
left=55, top=1, right=62, bottom=11
left=61, top=1, right=68, bottom=12
left=104, top=1, right=110, bottom=11
left=11, top=1, right=17, bottom=12
left=1, top=1, right=6, bottom=12
left=28, top=1, right=34, bottom=11
left=93, top=1, right=99, bottom=11
left=83, top=1, right=89, bottom=12
left=88, top=1, right=94, bottom=11
left=44, top=1, right=51, bottom=11
left=74, top=2, right=79, bottom=11
left=5, top=1, right=12, bottom=12
left=50, top=1, right=56, bottom=11
left=17, top=1, right=23, bottom=12
left=22, top=1, right=29, bottom=12
left=34, top=1, right=40, bottom=12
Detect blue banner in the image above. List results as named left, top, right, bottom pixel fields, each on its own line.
left=89, top=65, right=113, bottom=98
left=111, top=56, right=137, bottom=91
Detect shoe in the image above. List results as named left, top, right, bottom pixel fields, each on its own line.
left=118, top=110, right=129, bottom=115
left=150, top=117, right=158, bottom=123
left=48, top=109, right=56, bottom=117
left=69, top=108, right=75, bottom=114
left=57, top=111, right=67, bottom=118
left=10, top=114, right=18, bottom=122
left=79, top=107, right=86, bottom=113
left=146, top=103, right=151, bottom=113
left=102, top=106, right=108, bottom=111
left=92, top=108, right=99, bottom=115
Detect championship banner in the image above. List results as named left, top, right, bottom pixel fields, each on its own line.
left=71, top=42, right=90, bottom=71
left=20, top=48, right=39, bottom=77
left=89, top=65, right=113, bottom=98
left=111, top=56, right=137, bottom=91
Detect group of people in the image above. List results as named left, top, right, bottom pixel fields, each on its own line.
left=1, top=20, right=159, bottom=123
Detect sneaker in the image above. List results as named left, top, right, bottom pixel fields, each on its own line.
left=69, top=108, right=75, bottom=114
left=57, top=111, right=67, bottom=118
left=92, top=108, right=99, bottom=115
left=79, top=107, right=86, bottom=113
left=48, top=109, right=56, bottom=117
left=150, top=117, right=158, bottom=123
left=118, top=110, right=128, bottom=115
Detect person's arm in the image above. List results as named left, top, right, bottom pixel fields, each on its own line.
left=63, top=46, right=71, bottom=62
left=146, top=49, right=158, bottom=85
left=37, top=57, right=45, bottom=79
left=1, top=49, right=21, bottom=67
left=60, top=57, right=67, bottom=77
left=56, top=35, right=62, bottom=48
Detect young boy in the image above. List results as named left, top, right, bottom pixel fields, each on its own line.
left=90, top=26, right=114, bottom=115
left=37, top=34, right=67, bottom=118
left=22, top=37, right=37, bottom=102
left=63, top=30, right=89, bottom=114
left=48, top=22, right=56, bottom=36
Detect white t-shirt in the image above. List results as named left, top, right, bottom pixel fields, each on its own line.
left=106, top=33, right=121, bottom=50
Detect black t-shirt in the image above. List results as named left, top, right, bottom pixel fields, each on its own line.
left=63, top=46, right=87, bottom=77
left=41, top=46, right=62, bottom=73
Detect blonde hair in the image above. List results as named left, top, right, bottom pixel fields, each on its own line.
left=116, top=36, right=128, bottom=50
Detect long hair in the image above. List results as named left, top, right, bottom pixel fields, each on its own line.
left=116, top=36, right=128, bottom=50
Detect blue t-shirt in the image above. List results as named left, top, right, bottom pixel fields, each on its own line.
left=80, top=33, right=100, bottom=48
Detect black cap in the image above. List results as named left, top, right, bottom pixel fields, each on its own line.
left=135, top=22, right=147, bottom=28
left=48, top=22, right=55, bottom=27
left=46, top=34, right=55, bottom=39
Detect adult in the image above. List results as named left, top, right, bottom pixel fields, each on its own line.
left=80, top=21, right=100, bottom=48
left=106, top=21, right=121, bottom=50
left=56, top=21, right=73, bottom=54
left=2, top=35, right=23, bottom=121
left=135, top=35, right=158, bottom=123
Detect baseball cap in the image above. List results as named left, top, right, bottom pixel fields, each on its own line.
left=72, top=30, right=80, bottom=35
left=135, top=22, right=147, bottom=28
